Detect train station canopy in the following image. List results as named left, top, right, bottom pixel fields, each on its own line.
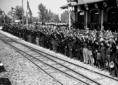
left=61, top=0, right=104, bottom=9
left=78, top=0, right=103, bottom=5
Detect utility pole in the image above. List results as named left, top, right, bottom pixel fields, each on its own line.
left=26, top=0, right=29, bottom=29
left=2, top=11, right=6, bottom=24
left=68, top=6, right=72, bottom=30
left=68, top=1, right=72, bottom=30
left=22, top=0, right=24, bottom=24
left=11, top=7, right=14, bottom=24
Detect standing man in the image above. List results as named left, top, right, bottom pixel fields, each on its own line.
left=83, top=43, right=88, bottom=64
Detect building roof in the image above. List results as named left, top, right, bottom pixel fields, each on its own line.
left=78, top=0, right=103, bottom=5
left=61, top=2, right=78, bottom=9
left=61, top=0, right=104, bottom=9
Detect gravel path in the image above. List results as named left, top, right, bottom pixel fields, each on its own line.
left=0, top=40, right=61, bottom=85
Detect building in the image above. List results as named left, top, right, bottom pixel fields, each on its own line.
left=0, top=9, right=4, bottom=26
left=61, top=0, right=118, bottom=31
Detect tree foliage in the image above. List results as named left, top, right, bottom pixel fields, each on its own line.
left=0, top=9, right=11, bottom=25
left=61, top=11, right=69, bottom=23
left=15, top=6, right=24, bottom=20
left=48, top=10, right=59, bottom=22
left=38, top=3, right=48, bottom=23
left=0, top=9, right=3, bottom=25
left=38, top=3, right=60, bottom=23
left=61, top=10, right=75, bottom=24
left=8, top=6, right=23, bottom=20
left=0, top=9, right=2, bottom=15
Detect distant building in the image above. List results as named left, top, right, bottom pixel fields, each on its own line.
left=0, top=9, right=4, bottom=26
left=61, top=0, right=118, bottom=31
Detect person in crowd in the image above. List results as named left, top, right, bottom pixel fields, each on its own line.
left=83, top=43, right=89, bottom=64
left=88, top=46, right=94, bottom=65
left=110, top=44, right=118, bottom=77
left=105, top=43, right=111, bottom=71
left=100, top=42, right=106, bottom=69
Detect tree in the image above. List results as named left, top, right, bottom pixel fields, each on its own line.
left=61, top=10, right=75, bottom=24
left=7, top=5, right=24, bottom=23
left=38, top=3, right=60, bottom=23
left=32, top=17, right=39, bottom=23
left=0, top=9, right=11, bottom=25
left=15, top=6, right=24, bottom=20
left=0, top=9, right=2, bottom=15
left=53, top=15, right=60, bottom=22
left=4, top=15, right=11, bottom=23
left=61, top=11, right=69, bottom=23
left=48, top=10, right=60, bottom=22
left=7, top=9, right=13, bottom=19
left=38, top=3, right=49, bottom=24
left=0, top=9, right=4, bottom=25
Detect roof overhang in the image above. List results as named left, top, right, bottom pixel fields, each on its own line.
left=78, top=0, right=103, bottom=5
left=61, top=0, right=104, bottom=9
left=61, top=2, right=78, bottom=9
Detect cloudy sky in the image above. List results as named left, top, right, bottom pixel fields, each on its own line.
left=0, top=0, right=67, bottom=17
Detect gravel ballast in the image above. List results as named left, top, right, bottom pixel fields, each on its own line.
left=0, top=40, right=61, bottom=85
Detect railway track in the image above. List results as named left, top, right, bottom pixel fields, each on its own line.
left=0, top=34, right=96, bottom=85
left=0, top=32, right=118, bottom=85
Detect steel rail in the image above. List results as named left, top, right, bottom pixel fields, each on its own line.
left=6, top=40, right=101, bottom=85
left=1, top=39, right=63, bottom=85
left=33, top=46, right=118, bottom=81
left=1, top=38, right=90, bottom=85
left=17, top=38, right=118, bottom=82
left=20, top=43, right=101, bottom=85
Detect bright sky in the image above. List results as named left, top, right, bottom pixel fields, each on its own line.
left=0, top=0, right=67, bottom=17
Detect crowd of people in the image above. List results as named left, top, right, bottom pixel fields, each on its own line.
left=76, top=22, right=118, bottom=32
left=2, top=23, right=118, bottom=77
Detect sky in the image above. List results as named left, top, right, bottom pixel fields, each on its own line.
left=0, top=0, right=67, bottom=17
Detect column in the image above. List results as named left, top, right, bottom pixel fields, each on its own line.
left=85, top=11, right=88, bottom=29
left=68, top=7, right=72, bottom=30
left=74, top=6, right=78, bottom=23
left=101, top=10, right=104, bottom=30
left=88, top=11, right=91, bottom=27
left=22, top=0, right=24, bottom=24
